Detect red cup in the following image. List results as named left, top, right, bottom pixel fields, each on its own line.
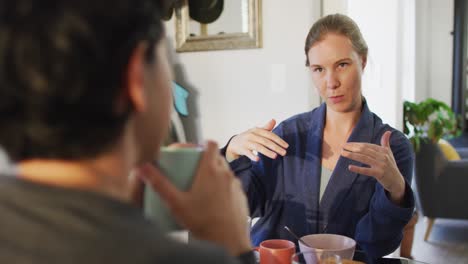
left=254, top=239, right=296, bottom=264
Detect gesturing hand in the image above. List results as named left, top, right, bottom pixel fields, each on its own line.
left=226, top=119, right=289, bottom=162
left=341, top=131, right=406, bottom=205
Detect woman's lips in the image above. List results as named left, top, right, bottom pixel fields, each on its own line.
left=329, top=95, right=344, bottom=104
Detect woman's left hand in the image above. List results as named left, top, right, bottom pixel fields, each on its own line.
left=341, top=131, right=406, bottom=205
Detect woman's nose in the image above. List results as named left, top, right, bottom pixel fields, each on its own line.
left=326, top=72, right=340, bottom=89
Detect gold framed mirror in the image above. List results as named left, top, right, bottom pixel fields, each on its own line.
left=175, top=0, right=262, bottom=52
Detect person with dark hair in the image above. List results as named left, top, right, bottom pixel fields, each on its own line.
left=223, top=14, right=415, bottom=262
left=0, top=0, right=254, bottom=263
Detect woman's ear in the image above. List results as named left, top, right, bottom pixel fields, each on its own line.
left=361, top=56, right=367, bottom=70
left=125, top=43, right=148, bottom=113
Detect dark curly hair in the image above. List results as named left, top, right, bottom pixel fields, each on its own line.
left=0, top=0, right=165, bottom=161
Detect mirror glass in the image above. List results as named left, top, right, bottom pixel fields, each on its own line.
left=175, top=0, right=262, bottom=52
left=188, top=0, right=249, bottom=37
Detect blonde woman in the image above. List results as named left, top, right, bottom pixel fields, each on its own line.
left=224, top=14, right=415, bottom=261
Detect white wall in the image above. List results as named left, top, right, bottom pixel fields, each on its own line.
left=189, top=0, right=246, bottom=35
left=415, top=0, right=454, bottom=105
left=165, top=0, right=322, bottom=144
left=322, top=0, right=348, bottom=15
left=348, top=0, right=399, bottom=128
left=401, top=1, right=416, bottom=105
left=346, top=0, right=415, bottom=129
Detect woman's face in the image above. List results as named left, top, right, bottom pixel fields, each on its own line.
left=307, top=33, right=366, bottom=113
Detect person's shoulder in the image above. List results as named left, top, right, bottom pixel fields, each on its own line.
left=370, top=113, right=413, bottom=156
left=388, top=127, right=413, bottom=156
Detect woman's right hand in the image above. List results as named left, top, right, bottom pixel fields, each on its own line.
left=226, top=119, right=289, bottom=162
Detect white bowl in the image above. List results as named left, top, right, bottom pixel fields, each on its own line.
left=298, top=234, right=356, bottom=262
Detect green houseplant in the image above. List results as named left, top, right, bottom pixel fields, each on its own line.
left=403, top=98, right=461, bottom=152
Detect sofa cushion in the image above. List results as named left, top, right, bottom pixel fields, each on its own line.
left=438, top=139, right=461, bottom=160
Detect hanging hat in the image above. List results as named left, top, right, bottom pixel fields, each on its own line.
left=189, top=0, right=224, bottom=24
left=160, top=0, right=180, bottom=21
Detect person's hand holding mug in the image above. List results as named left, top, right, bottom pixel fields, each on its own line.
left=226, top=119, right=289, bottom=162
left=137, top=141, right=252, bottom=256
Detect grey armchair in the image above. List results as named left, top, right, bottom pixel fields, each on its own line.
left=414, top=142, right=468, bottom=241
left=456, top=148, right=468, bottom=159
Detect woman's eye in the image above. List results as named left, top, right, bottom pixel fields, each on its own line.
left=338, top=62, right=348, bottom=68
left=313, top=67, right=323, bottom=73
